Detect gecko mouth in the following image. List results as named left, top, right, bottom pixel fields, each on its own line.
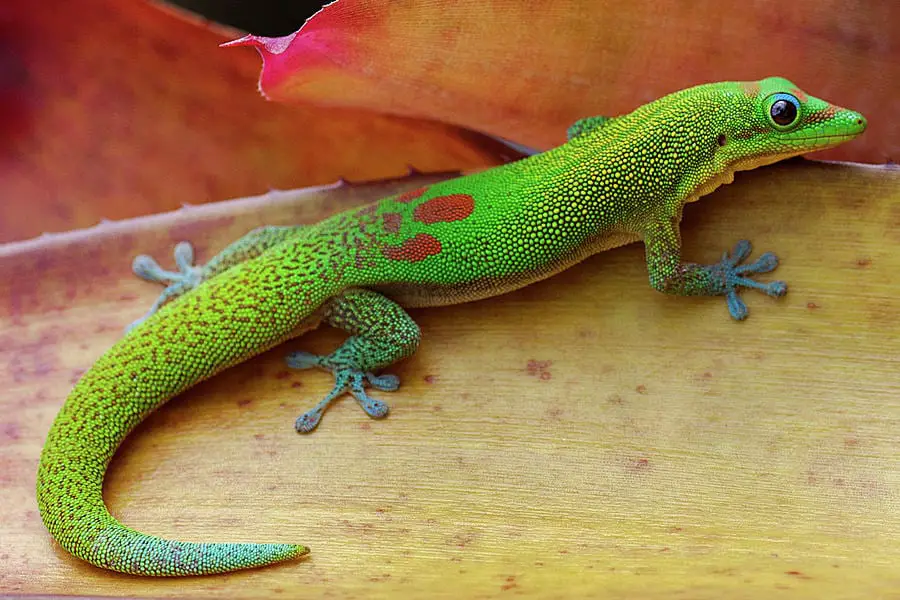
left=792, top=133, right=861, bottom=142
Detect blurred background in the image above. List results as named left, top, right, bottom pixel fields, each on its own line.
left=2, top=0, right=894, bottom=245
left=170, top=0, right=323, bottom=34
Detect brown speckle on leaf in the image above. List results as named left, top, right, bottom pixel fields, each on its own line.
left=785, top=570, right=811, bottom=579
left=629, top=458, right=650, bottom=471
left=500, top=575, right=518, bottom=591
left=2, top=423, right=21, bottom=441
left=526, top=359, right=552, bottom=380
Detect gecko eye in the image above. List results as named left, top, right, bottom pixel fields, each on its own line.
left=766, top=93, right=801, bottom=130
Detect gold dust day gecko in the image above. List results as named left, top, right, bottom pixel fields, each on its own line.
left=37, top=77, right=866, bottom=576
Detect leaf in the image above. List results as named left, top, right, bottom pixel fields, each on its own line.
left=2, top=161, right=899, bottom=594
left=0, top=0, right=517, bottom=244
left=234, top=0, right=898, bottom=164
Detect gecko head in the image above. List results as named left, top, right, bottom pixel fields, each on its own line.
left=714, top=76, right=866, bottom=170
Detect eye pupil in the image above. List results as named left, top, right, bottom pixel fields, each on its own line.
left=770, top=99, right=797, bottom=126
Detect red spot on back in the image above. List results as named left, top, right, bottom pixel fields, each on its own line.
left=383, top=234, right=442, bottom=262
left=413, top=194, right=475, bottom=224
left=396, top=186, right=428, bottom=203
left=382, top=212, right=402, bottom=233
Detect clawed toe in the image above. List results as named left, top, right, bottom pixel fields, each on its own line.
left=126, top=241, right=206, bottom=334
left=285, top=351, right=322, bottom=370
left=716, top=241, right=787, bottom=320
left=366, top=373, right=400, bottom=391
left=287, top=351, right=399, bottom=432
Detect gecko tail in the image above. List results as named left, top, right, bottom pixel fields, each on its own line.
left=83, top=524, right=309, bottom=576
left=36, top=333, right=311, bottom=576
left=36, top=457, right=310, bottom=575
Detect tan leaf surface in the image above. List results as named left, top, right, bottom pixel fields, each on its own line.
left=1, top=163, right=898, bottom=598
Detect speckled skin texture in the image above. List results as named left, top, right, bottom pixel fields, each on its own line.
left=37, top=78, right=866, bottom=576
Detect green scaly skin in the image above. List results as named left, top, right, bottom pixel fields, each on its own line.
left=37, top=77, right=866, bottom=576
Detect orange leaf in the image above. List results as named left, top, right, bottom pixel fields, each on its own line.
left=235, top=0, right=898, bottom=164
left=0, top=0, right=515, bottom=243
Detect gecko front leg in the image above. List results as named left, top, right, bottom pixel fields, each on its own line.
left=286, top=288, right=421, bottom=432
left=643, top=218, right=787, bottom=320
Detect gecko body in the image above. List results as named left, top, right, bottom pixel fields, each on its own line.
left=37, top=77, right=866, bottom=575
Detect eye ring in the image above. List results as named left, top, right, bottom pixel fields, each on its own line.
left=767, top=93, right=801, bottom=130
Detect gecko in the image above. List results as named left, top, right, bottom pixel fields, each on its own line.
left=36, top=77, right=866, bottom=576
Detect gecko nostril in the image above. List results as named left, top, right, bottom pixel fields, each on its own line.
left=856, top=118, right=863, bottom=126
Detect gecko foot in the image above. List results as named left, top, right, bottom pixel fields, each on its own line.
left=712, top=240, right=787, bottom=321
left=286, top=351, right=400, bottom=433
left=126, top=241, right=205, bottom=333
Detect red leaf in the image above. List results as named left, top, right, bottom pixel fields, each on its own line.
left=237, top=0, right=898, bottom=164
left=0, top=0, right=515, bottom=243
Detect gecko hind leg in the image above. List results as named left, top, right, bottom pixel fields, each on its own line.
left=286, top=288, right=420, bottom=433
left=126, top=242, right=204, bottom=332
left=126, top=226, right=303, bottom=333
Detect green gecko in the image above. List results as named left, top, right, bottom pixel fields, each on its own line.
left=37, top=77, right=866, bottom=576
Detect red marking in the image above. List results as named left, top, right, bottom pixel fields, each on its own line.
left=636, top=384, right=647, bottom=394
left=790, top=87, right=809, bottom=102
left=423, top=375, right=436, bottom=384
left=413, top=194, right=475, bottom=224
left=382, top=234, right=442, bottom=262
left=396, top=186, right=428, bottom=203
left=803, top=105, right=838, bottom=124
left=382, top=212, right=402, bottom=233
